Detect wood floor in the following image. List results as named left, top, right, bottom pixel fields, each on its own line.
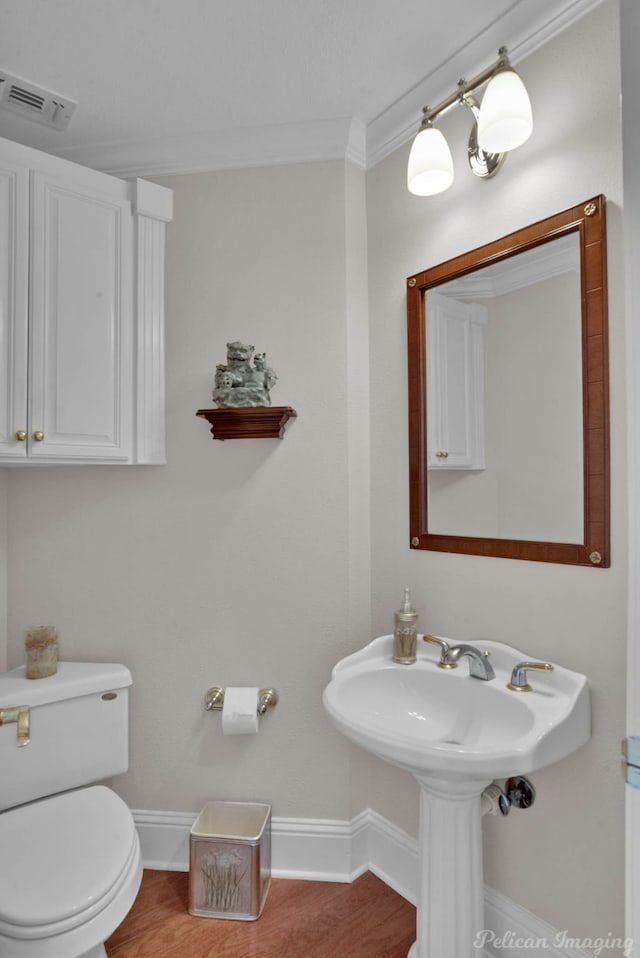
left=106, top=869, right=416, bottom=957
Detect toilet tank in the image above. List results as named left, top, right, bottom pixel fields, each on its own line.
left=0, top=661, right=132, bottom=812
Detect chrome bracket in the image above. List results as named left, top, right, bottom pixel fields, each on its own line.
left=0, top=705, right=30, bottom=747
left=204, top=687, right=279, bottom=715
left=204, top=687, right=225, bottom=711
left=257, top=688, right=279, bottom=715
left=461, top=92, right=508, bottom=179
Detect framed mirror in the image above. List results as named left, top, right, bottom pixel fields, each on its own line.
left=407, top=196, right=609, bottom=567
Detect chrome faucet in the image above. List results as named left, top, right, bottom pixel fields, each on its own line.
left=443, top=643, right=496, bottom=681
left=422, top=635, right=495, bottom=680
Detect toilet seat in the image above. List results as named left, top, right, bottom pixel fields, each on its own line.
left=0, top=785, right=142, bottom=958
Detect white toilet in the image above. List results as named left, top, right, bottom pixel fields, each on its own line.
left=0, top=662, right=142, bottom=958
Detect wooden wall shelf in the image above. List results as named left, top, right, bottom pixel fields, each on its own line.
left=196, top=406, right=297, bottom=440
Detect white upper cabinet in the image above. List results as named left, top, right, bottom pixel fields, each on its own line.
left=426, top=290, right=486, bottom=470
left=28, top=169, right=133, bottom=461
left=0, top=159, right=29, bottom=460
left=0, top=136, right=172, bottom=465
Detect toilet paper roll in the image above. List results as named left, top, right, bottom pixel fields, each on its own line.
left=221, top=687, right=260, bottom=735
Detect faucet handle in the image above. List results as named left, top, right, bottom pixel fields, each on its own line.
left=422, top=634, right=456, bottom=669
left=508, top=661, right=554, bottom=692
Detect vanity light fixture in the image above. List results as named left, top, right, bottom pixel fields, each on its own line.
left=407, top=46, right=533, bottom=196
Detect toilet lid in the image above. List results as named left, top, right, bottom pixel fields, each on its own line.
left=0, top=785, right=137, bottom=931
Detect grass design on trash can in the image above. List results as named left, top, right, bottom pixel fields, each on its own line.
left=201, top=848, right=248, bottom=913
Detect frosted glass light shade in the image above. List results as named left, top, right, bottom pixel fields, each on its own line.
left=477, top=68, right=533, bottom=154
left=407, top=125, right=454, bottom=196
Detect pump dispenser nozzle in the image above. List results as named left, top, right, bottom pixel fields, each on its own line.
left=393, top=587, right=419, bottom=664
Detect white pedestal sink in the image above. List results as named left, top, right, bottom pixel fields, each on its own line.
left=322, top=635, right=590, bottom=958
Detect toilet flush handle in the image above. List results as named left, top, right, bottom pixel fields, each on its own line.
left=0, top=706, right=30, bottom=747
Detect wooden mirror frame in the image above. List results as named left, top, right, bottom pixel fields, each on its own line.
left=407, top=195, right=609, bottom=567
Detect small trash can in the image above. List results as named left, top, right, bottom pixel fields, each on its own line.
left=189, top=801, right=271, bottom=921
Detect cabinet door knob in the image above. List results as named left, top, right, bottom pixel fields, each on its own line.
left=435, top=451, right=449, bottom=459
left=15, top=430, right=27, bottom=442
left=32, top=431, right=44, bottom=442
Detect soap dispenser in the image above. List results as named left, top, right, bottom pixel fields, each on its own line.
left=393, top=588, right=419, bottom=664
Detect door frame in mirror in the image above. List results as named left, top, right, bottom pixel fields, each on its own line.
left=407, top=195, right=609, bottom=567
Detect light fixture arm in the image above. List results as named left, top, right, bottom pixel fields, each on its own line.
left=415, top=85, right=507, bottom=182
left=461, top=91, right=507, bottom=180
left=407, top=46, right=532, bottom=196
left=420, top=47, right=510, bottom=126
left=460, top=92, right=481, bottom=124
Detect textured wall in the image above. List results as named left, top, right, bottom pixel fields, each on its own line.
left=366, top=0, right=624, bottom=941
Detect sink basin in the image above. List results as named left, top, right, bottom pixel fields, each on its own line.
left=324, top=635, right=590, bottom=958
left=322, top=634, right=590, bottom=781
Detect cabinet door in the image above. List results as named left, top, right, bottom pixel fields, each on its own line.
left=0, top=161, right=29, bottom=458
left=28, top=171, right=133, bottom=461
left=427, top=291, right=486, bottom=469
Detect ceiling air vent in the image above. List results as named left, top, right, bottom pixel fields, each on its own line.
left=0, top=70, right=77, bottom=131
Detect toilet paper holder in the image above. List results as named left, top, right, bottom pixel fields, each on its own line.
left=204, top=687, right=279, bottom=715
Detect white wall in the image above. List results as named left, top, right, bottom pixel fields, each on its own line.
left=5, top=159, right=371, bottom=821
left=0, top=0, right=627, bottom=945
left=367, top=0, right=624, bottom=942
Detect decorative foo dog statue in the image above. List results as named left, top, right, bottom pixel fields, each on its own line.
left=212, top=342, right=278, bottom=408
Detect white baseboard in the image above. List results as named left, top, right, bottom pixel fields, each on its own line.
left=132, top=807, right=591, bottom=958
left=482, top=887, right=596, bottom=958
left=133, top=809, right=195, bottom=871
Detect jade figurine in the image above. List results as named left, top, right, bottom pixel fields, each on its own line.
left=212, top=342, right=278, bottom=408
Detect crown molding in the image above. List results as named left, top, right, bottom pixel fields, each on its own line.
left=366, top=0, right=607, bottom=170
left=443, top=233, right=580, bottom=299
left=36, top=0, right=604, bottom=178
left=47, top=116, right=367, bottom=180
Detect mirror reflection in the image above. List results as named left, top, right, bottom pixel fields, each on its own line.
left=407, top=196, right=609, bottom=567
left=427, top=233, right=583, bottom=543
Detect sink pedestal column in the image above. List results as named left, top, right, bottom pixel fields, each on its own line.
left=408, top=774, right=491, bottom=958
